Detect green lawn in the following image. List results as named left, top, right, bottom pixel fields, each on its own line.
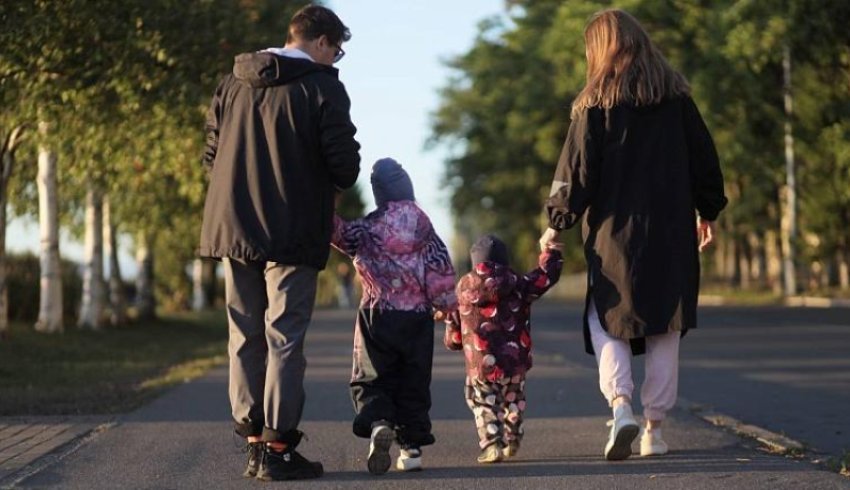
left=0, top=311, right=228, bottom=416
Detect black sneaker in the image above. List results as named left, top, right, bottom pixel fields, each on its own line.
left=256, top=445, right=323, bottom=481
left=243, top=442, right=264, bottom=478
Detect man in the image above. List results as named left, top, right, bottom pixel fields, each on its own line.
left=199, top=5, right=360, bottom=481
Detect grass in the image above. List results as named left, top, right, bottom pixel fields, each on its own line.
left=824, top=451, right=850, bottom=478
left=0, top=310, right=228, bottom=416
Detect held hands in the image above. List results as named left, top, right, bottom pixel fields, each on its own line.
left=697, top=217, right=715, bottom=252
left=538, top=227, right=561, bottom=252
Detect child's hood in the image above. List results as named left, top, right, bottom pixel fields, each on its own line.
left=465, top=262, right=518, bottom=305
left=374, top=201, right=433, bottom=254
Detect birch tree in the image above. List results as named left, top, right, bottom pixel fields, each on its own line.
left=78, top=184, right=106, bottom=329
left=34, top=123, right=63, bottom=333
left=0, top=125, right=27, bottom=338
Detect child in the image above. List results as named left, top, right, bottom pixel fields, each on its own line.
left=331, top=158, right=457, bottom=475
left=444, top=234, right=563, bottom=463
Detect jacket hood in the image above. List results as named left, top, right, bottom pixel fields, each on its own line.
left=376, top=201, right=432, bottom=255
left=470, top=262, right=517, bottom=305
left=232, top=52, right=337, bottom=87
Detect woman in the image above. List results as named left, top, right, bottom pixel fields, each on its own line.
left=540, top=9, right=727, bottom=461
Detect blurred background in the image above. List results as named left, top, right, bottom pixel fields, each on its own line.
left=1, top=0, right=849, bottom=333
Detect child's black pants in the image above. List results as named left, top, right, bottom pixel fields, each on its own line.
left=350, top=308, right=435, bottom=448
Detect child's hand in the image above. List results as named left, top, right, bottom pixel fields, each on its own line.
left=538, top=227, right=560, bottom=251
left=433, top=310, right=445, bottom=322
left=444, top=325, right=463, bottom=351
left=546, top=241, right=564, bottom=252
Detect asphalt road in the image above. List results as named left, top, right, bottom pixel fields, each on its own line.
left=15, top=304, right=850, bottom=489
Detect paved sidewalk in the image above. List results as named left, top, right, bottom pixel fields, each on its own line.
left=0, top=416, right=110, bottom=486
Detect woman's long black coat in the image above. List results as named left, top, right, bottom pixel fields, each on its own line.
left=546, top=96, right=727, bottom=355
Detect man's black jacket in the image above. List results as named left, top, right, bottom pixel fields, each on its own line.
left=199, top=51, right=360, bottom=269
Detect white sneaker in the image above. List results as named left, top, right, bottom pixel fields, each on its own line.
left=367, top=424, right=394, bottom=475
left=604, top=404, right=639, bottom=460
left=396, top=448, right=423, bottom=471
left=640, top=428, right=668, bottom=456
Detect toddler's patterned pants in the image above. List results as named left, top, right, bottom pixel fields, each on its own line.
left=464, top=375, right=526, bottom=449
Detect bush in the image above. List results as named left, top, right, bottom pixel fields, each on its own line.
left=6, top=252, right=82, bottom=324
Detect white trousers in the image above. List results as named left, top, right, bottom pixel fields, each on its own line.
left=588, top=301, right=680, bottom=421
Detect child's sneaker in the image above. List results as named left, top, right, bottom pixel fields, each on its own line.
left=477, top=443, right=503, bottom=464
left=396, top=447, right=423, bottom=471
left=640, top=427, right=668, bottom=456
left=502, top=441, right=520, bottom=459
left=604, top=404, right=639, bottom=460
left=242, top=441, right=264, bottom=478
left=367, top=423, right=395, bottom=475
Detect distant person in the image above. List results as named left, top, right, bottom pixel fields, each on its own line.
left=331, top=158, right=457, bottom=475
left=540, top=8, right=727, bottom=460
left=444, top=235, right=563, bottom=464
left=198, top=5, right=360, bottom=481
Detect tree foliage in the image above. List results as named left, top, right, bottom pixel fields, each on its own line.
left=1, top=0, right=307, bottom=310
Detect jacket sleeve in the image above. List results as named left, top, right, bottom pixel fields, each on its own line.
left=330, top=214, right=367, bottom=258
left=545, top=107, right=604, bottom=230
left=516, top=248, right=563, bottom=302
left=683, top=97, right=728, bottom=221
left=423, top=229, right=458, bottom=313
left=319, top=81, right=361, bottom=190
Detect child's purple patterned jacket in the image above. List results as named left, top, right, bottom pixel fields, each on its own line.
left=445, top=248, right=563, bottom=382
left=331, top=201, right=457, bottom=313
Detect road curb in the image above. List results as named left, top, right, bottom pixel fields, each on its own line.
left=698, top=294, right=850, bottom=307
left=0, top=421, right=115, bottom=489
left=678, top=398, right=806, bottom=454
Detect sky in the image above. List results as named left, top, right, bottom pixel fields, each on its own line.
left=5, top=1, right=505, bottom=276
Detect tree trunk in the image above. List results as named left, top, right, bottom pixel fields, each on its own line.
left=738, top=237, right=752, bottom=289
left=0, top=183, right=7, bottom=339
left=747, top=232, right=765, bottom=288
left=780, top=44, right=798, bottom=296
left=78, top=185, right=106, bottom=329
left=191, top=258, right=208, bottom=311
left=727, top=238, right=739, bottom=287
left=764, top=229, right=783, bottom=294
left=35, top=123, right=63, bottom=333
left=103, top=197, right=127, bottom=326
left=135, top=232, right=156, bottom=321
left=839, top=248, right=850, bottom=291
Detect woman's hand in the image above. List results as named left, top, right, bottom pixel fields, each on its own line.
left=538, top=227, right=560, bottom=252
left=697, top=217, right=715, bottom=252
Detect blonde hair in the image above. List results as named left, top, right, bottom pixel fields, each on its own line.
left=571, top=9, right=689, bottom=118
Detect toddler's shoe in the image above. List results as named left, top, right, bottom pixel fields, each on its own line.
left=477, top=443, right=503, bottom=464
left=367, top=423, right=395, bottom=475
left=502, top=441, right=520, bottom=459
left=604, top=404, right=639, bottom=461
left=396, top=447, right=423, bottom=471
left=640, top=427, right=669, bottom=456
left=242, top=441, right=264, bottom=478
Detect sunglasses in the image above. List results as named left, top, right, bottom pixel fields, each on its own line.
left=333, top=45, right=345, bottom=63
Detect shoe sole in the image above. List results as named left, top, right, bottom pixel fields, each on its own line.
left=367, top=427, right=394, bottom=475
left=256, top=464, right=323, bottom=481
left=640, top=447, right=669, bottom=457
left=396, top=458, right=423, bottom=472
left=605, top=424, right=639, bottom=461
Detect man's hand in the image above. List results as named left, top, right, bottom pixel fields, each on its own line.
left=697, top=217, right=715, bottom=252
left=538, top=227, right=560, bottom=252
